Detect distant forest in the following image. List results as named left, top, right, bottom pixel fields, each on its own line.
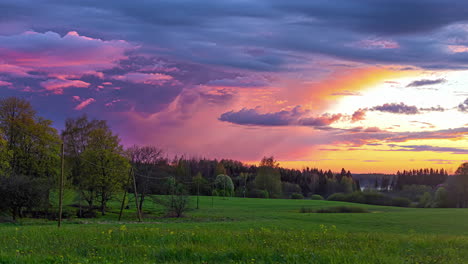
left=0, top=97, right=467, bottom=221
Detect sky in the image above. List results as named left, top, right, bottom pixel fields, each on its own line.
left=0, top=0, right=467, bottom=173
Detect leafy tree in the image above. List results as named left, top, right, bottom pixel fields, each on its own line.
left=0, top=175, right=49, bottom=220
left=450, top=162, right=468, bottom=208
left=0, top=97, right=61, bottom=179
left=215, top=162, right=227, bottom=176
left=193, top=172, right=203, bottom=209
left=0, top=135, right=11, bottom=175
left=255, top=156, right=282, bottom=198
left=81, top=128, right=129, bottom=215
left=418, top=192, right=432, bottom=208
left=214, top=174, right=234, bottom=197
left=0, top=97, right=60, bottom=218
left=434, top=187, right=450, bottom=208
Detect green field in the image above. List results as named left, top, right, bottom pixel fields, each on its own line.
left=1, top=196, right=468, bottom=263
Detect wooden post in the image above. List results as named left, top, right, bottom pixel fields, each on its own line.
left=118, top=175, right=131, bottom=221
left=131, top=167, right=142, bottom=222
left=58, top=143, right=64, bottom=228
left=196, top=179, right=200, bottom=209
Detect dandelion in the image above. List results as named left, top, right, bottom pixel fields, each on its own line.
left=119, top=225, right=127, bottom=232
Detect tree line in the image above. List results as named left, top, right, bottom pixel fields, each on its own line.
left=0, top=96, right=467, bottom=221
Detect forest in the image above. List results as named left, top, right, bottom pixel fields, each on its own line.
left=0, top=96, right=467, bottom=221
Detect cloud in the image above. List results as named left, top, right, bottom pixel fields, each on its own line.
left=0, top=81, right=12, bottom=86
left=40, top=79, right=90, bottom=94
left=328, top=127, right=468, bottom=146
left=74, top=98, right=96, bottom=110
left=419, top=106, right=445, bottom=112
left=351, top=109, right=367, bottom=122
left=299, top=114, right=343, bottom=127
left=330, top=90, right=362, bottom=96
left=387, top=144, right=468, bottom=154
left=219, top=106, right=306, bottom=126
left=406, top=78, right=446, bottom=87
left=0, top=31, right=135, bottom=77
left=457, top=98, right=468, bottom=112
left=219, top=106, right=342, bottom=128
left=112, top=72, right=174, bottom=85
left=370, top=102, right=419, bottom=115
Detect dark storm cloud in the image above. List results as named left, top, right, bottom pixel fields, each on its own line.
left=2, top=0, right=468, bottom=71
left=406, top=78, right=446, bottom=87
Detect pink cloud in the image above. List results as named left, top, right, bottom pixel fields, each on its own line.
left=41, top=79, right=90, bottom=94
left=0, top=80, right=12, bottom=86
left=0, top=31, right=135, bottom=77
left=75, top=98, right=96, bottom=110
left=113, top=72, right=173, bottom=85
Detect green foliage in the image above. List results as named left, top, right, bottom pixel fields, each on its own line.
left=0, top=176, right=50, bottom=220
left=255, top=157, right=282, bottom=198
left=290, top=192, right=304, bottom=199
left=391, top=197, right=411, bottom=207
left=434, top=187, right=450, bottom=208
left=447, top=162, right=468, bottom=208
left=153, top=178, right=191, bottom=217
left=418, top=192, right=433, bottom=208
left=80, top=127, right=129, bottom=215
left=214, top=174, right=234, bottom=197
left=328, top=191, right=400, bottom=206
left=310, top=194, right=324, bottom=200
left=0, top=97, right=61, bottom=179
left=399, top=185, right=433, bottom=202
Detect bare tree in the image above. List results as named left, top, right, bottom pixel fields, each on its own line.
left=127, top=145, right=164, bottom=212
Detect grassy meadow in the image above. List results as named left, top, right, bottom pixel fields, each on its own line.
left=1, top=195, right=468, bottom=263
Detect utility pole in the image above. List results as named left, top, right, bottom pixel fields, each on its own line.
left=118, top=175, right=131, bottom=221
left=131, top=167, right=142, bottom=222
left=58, top=143, right=65, bottom=228
left=196, top=179, right=200, bottom=209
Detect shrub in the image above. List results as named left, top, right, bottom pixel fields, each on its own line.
left=299, top=206, right=313, bottom=213
left=300, top=206, right=369, bottom=213
left=345, top=192, right=365, bottom=203
left=327, top=193, right=346, bottom=201
left=433, top=187, right=450, bottom=208
left=418, top=192, right=432, bottom=208
left=247, top=189, right=269, bottom=198
left=153, top=181, right=191, bottom=218
left=316, top=206, right=369, bottom=213
left=291, top=193, right=304, bottom=199
left=391, top=197, right=411, bottom=207
left=310, top=194, right=324, bottom=200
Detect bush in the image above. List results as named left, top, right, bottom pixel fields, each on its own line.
left=316, top=206, right=369, bottom=213
left=300, top=206, right=369, bottom=213
left=299, top=206, right=313, bottom=213
left=77, top=210, right=97, bottom=218
left=291, top=193, right=304, bottom=199
left=310, top=194, right=324, bottom=200
left=391, top=197, right=411, bottom=207
left=327, top=193, right=346, bottom=201
left=418, top=192, right=432, bottom=208
left=248, top=189, right=269, bottom=198
left=327, top=191, right=394, bottom=206
left=345, top=192, right=365, bottom=203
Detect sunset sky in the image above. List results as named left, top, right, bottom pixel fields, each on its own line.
left=0, top=0, right=467, bottom=173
